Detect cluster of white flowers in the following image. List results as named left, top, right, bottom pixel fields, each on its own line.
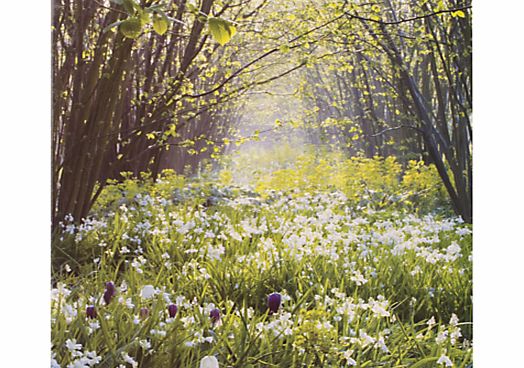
left=121, top=352, right=138, bottom=368
left=256, top=311, right=294, bottom=337
left=201, top=243, right=225, bottom=261
left=184, top=331, right=215, bottom=347
left=437, top=351, right=453, bottom=367
left=62, top=339, right=101, bottom=368
left=435, top=314, right=463, bottom=347
left=52, top=185, right=471, bottom=366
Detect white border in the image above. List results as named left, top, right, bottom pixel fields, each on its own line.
left=474, top=0, right=524, bottom=366
left=0, top=0, right=51, bottom=365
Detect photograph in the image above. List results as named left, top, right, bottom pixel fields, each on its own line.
left=49, top=0, right=474, bottom=366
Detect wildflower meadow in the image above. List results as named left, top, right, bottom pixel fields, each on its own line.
left=47, top=0, right=475, bottom=366
left=51, top=150, right=472, bottom=368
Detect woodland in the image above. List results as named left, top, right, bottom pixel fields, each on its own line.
left=51, top=1, right=472, bottom=367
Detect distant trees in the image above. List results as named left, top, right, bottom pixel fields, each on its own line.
left=294, top=0, right=472, bottom=222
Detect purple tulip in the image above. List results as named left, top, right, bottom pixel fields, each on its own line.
left=209, top=308, right=221, bottom=324
left=104, top=281, right=116, bottom=305
left=105, top=281, right=116, bottom=294
left=86, top=305, right=97, bottom=319
left=140, top=307, right=149, bottom=319
left=268, top=293, right=282, bottom=314
left=168, top=304, right=178, bottom=318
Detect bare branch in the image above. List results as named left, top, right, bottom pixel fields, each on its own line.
left=365, top=125, right=423, bottom=138
left=345, top=6, right=472, bottom=26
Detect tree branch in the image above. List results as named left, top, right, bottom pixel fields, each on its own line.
left=365, top=125, right=423, bottom=138
left=345, top=6, right=472, bottom=26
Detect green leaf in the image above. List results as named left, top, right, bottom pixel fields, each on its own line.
left=152, top=14, right=169, bottom=35
left=122, top=0, right=136, bottom=14
left=186, top=3, right=198, bottom=13
left=279, top=44, right=290, bottom=53
left=138, top=8, right=150, bottom=26
left=408, top=357, right=439, bottom=368
left=119, top=17, right=142, bottom=39
left=451, top=10, right=466, bottom=18
left=208, top=17, right=237, bottom=46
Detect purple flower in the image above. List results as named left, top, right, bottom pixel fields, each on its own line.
left=168, top=304, right=178, bottom=318
left=105, top=281, right=116, bottom=294
left=209, top=308, right=221, bottom=324
left=140, top=307, right=149, bottom=319
left=86, top=305, right=97, bottom=319
left=104, top=281, right=116, bottom=305
left=268, top=293, right=282, bottom=314
left=103, top=290, right=112, bottom=305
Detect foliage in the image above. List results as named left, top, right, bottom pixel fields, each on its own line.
left=52, top=0, right=268, bottom=226
left=95, top=170, right=187, bottom=213
left=221, top=144, right=448, bottom=215
left=52, top=0, right=472, bottom=225
left=245, top=0, right=473, bottom=221
left=207, top=17, right=237, bottom=46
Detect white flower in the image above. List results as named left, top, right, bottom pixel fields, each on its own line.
left=139, top=339, right=152, bottom=350
left=456, top=227, right=470, bottom=236
left=350, top=270, right=368, bottom=286
left=141, top=285, right=155, bottom=299
left=343, top=349, right=357, bottom=366
left=51, top=352, right=61, bottom=368
left=65, top=338, right=82, bottom=353
left=85, top=351, right=101, bottom=365
left=437, top=354, right=453, bottom=367
left=52, top=283, right=71, bottom=301
left=436, top=330, right=448, bottom=344
left=200, top=355, right=219, bottom=368
left=359, top=330, right=376, bottom=347
left=376, top=336, right=389, bottom=353
left=446, top=242, right=461, bottom=255
left=450, top=328, right=462, bottom=346
left=410, top=265, right=421, bottom=276
left=88, top=321, right=100, bottom=334
left=370, top=299, right=390, bottom=318
left=125, top=298, right=135, bottom=309
left=122, top=352, right=138, bottom=368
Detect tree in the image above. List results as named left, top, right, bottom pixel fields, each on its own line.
left=52, top=0, right=265, bottom=228
left=271, top=0, right=472, bottom=222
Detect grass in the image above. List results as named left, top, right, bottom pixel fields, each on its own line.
left=51, top=159, right=472, bottom=368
